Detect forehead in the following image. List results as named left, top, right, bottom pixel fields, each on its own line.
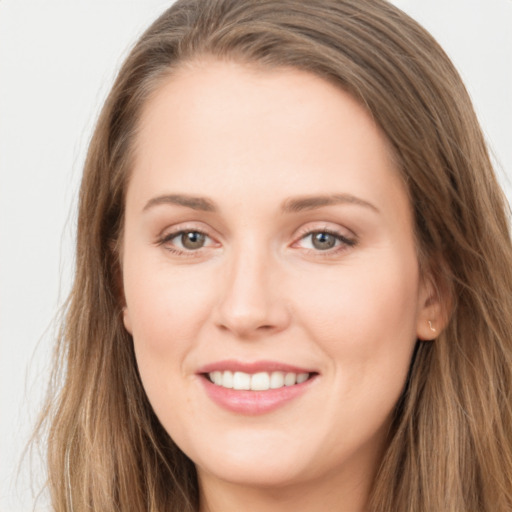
left=129, top=59, right=408, bottom=220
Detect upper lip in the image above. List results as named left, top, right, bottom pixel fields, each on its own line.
left=196, top=359, right=316, bottom=375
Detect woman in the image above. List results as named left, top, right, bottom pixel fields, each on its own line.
left=38, top=0, right=512, bottom=510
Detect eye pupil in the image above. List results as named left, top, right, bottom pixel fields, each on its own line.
left=182, top=231, right=206, bottom=250
left=312, top=232, right=336, bottom=250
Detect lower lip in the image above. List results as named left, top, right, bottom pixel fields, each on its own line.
left=199, top=375, right=317, bottom=415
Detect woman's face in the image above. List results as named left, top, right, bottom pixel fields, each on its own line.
left=122, top=60, right=435, bottom=495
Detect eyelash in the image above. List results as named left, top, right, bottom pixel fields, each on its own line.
left=157, top=229, right=217, bottom=258
left=157, top=227, right=357, bottom=257
left=293, top=228, right=357, bottom=256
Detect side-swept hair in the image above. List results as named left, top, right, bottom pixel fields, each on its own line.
left=37, top=1, right=512, bottom=510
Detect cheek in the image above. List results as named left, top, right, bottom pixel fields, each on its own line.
left=123, top=260, right=215, bottom=356
left=122, top=264, right=213, bottom=425
left=291, top=253, right=421, bottom=375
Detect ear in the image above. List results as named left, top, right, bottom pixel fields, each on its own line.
left=416, top=274, right=451, bottom=341
left=123, top=306, right=133, bottom=335
left=109, top=237, right=133, bottom=334
left=116, top=276, right=132, bottom=335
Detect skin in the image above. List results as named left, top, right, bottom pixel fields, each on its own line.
left=122, top=59, right=441, bottom=512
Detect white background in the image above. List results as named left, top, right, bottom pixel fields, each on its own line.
left=1, top=1, right=511, bottom=510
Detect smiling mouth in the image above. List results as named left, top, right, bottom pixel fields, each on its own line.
left=205, top=371, right=316, bottom=391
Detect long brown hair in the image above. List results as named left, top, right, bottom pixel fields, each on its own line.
left=37, top=1, right=512, bottom=510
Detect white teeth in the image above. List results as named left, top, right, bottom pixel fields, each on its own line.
left=297, top=372, right=309, bottom=384
left=284, top=372, right=296, bottom=386
left=251, top=372, right=270, bottom=391
left=222, top=371, right=233, bottom=388
left=270, top=371, right=285, bottom=389
left=208, top=370, right=311, bottom=390
left=233, top=371, right=251, bottom=390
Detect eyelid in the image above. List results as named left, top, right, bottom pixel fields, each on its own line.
left=157, top=221, right=217, bottom=240
left=155, top=221, right=356, bottom=256
left=293, top=222, right=356, bottom=241
left=156, top=222, right=221, bottom=254
left=291, top=223, right=358, bottom=252
left=161, top=230, right=214, bottom=245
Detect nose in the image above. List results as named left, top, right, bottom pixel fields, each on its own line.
left=214, top=243, right=291, bottom=339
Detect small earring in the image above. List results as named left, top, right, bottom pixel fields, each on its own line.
left=428, top=320, right=437, bottom=333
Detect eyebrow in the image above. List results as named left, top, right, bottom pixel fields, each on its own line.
left=281, top=194, right=379, bottom=214
left=142, top=192, right=378, bottom=214
left=143, top=194, right=217, bottom=212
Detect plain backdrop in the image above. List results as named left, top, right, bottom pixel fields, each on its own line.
left=1, top=1, right=511, bottom=510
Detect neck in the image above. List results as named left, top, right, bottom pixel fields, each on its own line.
left=198, top=464, right=374, bottom=512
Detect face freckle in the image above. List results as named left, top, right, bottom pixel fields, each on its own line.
left=121, top=59, right=434, bottom=502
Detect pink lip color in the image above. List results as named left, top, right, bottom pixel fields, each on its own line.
left=197, top=359, right=314, bottom=374
left=197, top=360, right=318, bottom=415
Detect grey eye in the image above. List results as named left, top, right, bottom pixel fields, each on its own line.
left=311, top=232, right=337, bottom=250
left=180, top=231, right=206, bottom=250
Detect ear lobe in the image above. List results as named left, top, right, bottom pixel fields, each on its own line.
left=416, top=276, right=451, bottom=341
left=123, top=306, right=133, bottom=335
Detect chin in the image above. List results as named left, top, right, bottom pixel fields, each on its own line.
left=198, top=456, right=309, bottom=489
left=186, top=429, right=316, bottom=488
